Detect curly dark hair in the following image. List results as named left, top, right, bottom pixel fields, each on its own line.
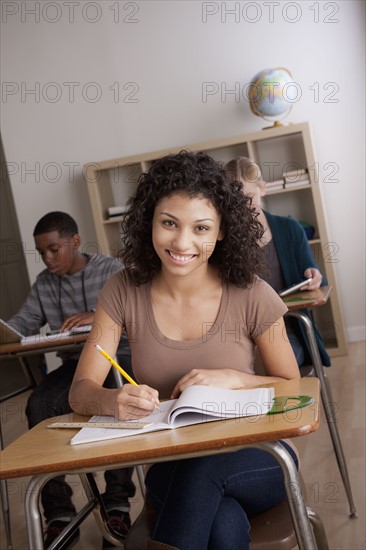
left=121, top=151, right=264, bottom=286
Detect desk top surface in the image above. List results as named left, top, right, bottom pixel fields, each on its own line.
left=283, top=285, right=332, bottom=311
left=0, top=332, right=88, bottom=356
left=0, top=378, right=320, bottom=480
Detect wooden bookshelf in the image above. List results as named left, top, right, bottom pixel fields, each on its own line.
left=83, top=122, right=347, bottom=356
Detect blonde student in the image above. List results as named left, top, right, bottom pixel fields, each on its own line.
left=70, top=151, right=300, bottom=550
left=225, top=156, right=331, bottom=368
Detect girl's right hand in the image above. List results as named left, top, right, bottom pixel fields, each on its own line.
left=112, top=384, right=160, bottom=420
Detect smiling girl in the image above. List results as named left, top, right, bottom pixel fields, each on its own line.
left=70, top=151, right=300, bottom=550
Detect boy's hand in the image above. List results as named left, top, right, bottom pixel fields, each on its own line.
left=60, top=311, right=94, bottom=332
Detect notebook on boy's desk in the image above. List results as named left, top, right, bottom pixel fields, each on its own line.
left=0, top=318, right=91, bottom=346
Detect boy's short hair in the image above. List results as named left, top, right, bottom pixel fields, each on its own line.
left=33, top=212, right=78, bottom=238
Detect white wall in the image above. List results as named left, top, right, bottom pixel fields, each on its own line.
left=1, top=0, right=365, bottom=341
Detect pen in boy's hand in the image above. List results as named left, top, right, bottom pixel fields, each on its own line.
left=95, top=345, right=161, bottom=411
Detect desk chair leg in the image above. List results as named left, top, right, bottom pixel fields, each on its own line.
left=0, top=423, right=13, bottom=549
left=246, top=441, right=318, bottom=550
left=24, top=472, right=123, bottom=549
left=25, top=473, right=54, bottom=549
left=111, top=367, right=124, bottom=388
left=1, top=479, right=13, bottom=549
left=307, top=507, right=329, bottom=549
left=287, top=311, right=358, bottom=518
left=25, top=473, right=98, bottom=550
left=18, top=356, right=39, bottom=388
left=136, top=465, right=146, bottom=498
left=79, top=472, right=125, bottom=547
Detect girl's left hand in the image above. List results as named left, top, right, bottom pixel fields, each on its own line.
left=171, top=368, right=245, bottom=398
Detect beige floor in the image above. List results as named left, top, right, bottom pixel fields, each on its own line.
left=1, top=341, right=365, bottom=549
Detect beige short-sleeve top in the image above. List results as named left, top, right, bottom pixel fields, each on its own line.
left=99, top=270, right=287, bottom=399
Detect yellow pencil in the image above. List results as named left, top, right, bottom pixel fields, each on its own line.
left=95, top=344, right=137, bottom=385
left=95, top=344, right=161, bottom=410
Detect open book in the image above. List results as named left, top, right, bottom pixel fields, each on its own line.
left=0, top=318, right=91, bottom=345
left=70, top=385, right=275, bottom=445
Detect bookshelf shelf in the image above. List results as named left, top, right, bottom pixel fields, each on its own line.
left=103, top=217, right=125, bottom=225
left=266, top=184, right=311, bottom=196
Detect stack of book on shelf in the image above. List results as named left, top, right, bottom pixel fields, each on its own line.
left=283, top=168, right=310, bottom=189
left=266, top=178, right=284, bottom=192
left=107, top=206, right=128, bottom=219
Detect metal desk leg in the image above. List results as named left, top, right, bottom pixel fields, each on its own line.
left=79, top=473, right=125, bottom=547
left=286, top=311, right=358, bottom=518
left=0, top=421, right=13, bottom=549
left=24, top=471, right=131, bottom=549
left=247, top=441, right=320, bottom=550
left=1, top=479, right=13, bottom=549
left=25, top=474, right=53, bottom=549
left=136, top=465, right=146, bottom=498
left=307, top=507, right=330, bottom=549
left=25, top=473, right=101, bottom=550
left=18, top=356, right=39, bottom=389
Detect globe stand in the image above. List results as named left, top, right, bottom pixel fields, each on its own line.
left=262, top=119, right=292, bottom=130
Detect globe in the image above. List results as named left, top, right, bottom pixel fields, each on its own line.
left=249, top=67, right=293, bottom=127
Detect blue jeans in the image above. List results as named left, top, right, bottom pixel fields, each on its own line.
left=145, top=443, right=298, bottom=550
left=285, top=319, right=305, bottom=366
left=26, top=357, right=136, bottom=523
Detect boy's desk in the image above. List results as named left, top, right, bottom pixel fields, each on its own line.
left=0, top=333, right=89, bottom=403
left=0, top=378, right=322, bottom=550
left=0, top=332, right=89, bottom=358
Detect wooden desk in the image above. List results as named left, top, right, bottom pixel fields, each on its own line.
left=0, top=378, right=323, bottom=549
left=282, top=285, right=333, bottom=311
left=283, top=286, right=357, bottom=518
left=0, top=332, right=89, bottom=358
